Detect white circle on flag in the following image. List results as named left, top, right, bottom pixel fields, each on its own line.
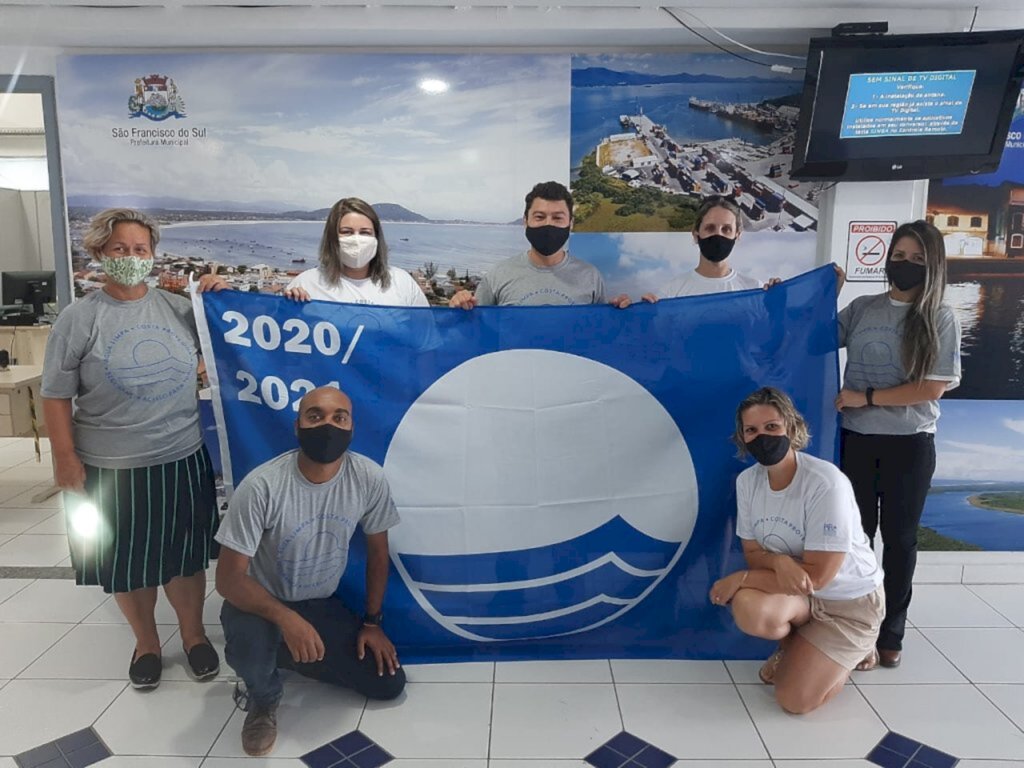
left=383, top=349, right=699, bottom=641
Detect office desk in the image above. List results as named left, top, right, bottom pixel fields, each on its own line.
left=0, top=325, right=51, bottom=366
left=0, top=365, right=59, bottom=502
left=0, top=365, right=43, bottom=437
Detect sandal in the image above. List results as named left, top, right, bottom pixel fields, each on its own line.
left=758, top=646, right=785, bottom=685
left=855, top=648, right=879, bottom=672
left=184, top=639, right=220, bottom=681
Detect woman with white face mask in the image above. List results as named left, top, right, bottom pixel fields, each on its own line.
left=41, top=208, right=221, bottom=691
left=282, top=197, right=428, bottom=306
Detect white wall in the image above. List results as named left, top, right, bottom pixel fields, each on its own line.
left=0, top=188, right=53, bottom=274
left=819, top=181, right=929, bottom=308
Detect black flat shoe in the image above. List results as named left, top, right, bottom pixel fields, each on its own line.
left=185, top=639, right=220, bottom=681
left=129, top=651, right=162, bottom=690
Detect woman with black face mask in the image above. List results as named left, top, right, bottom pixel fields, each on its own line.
left=709, top=387, right=883, bottom=715
left=834, top=220, right=962, bottom=671
left=642, top=197, right=771, bottom=300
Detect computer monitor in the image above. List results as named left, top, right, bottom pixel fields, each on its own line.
left=1, top=271, right=57, bottom=321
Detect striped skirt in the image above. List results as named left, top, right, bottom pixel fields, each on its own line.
left=66, top=446, right=220, bottom=594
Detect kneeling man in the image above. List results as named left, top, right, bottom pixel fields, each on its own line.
left=216, top=386, right=405, bottom=756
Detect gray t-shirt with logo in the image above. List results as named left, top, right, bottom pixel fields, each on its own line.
left=41, top=288, right=203, bottom=469
left=215, top=449, right=400, bottom=602
left=839, top=293, right=961, bottom=435
left=475, top=251, right=606, bottom=306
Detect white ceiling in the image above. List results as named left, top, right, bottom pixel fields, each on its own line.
left=0, top=1, right=1021, bottom=50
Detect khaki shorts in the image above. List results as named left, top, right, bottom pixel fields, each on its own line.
left=797, top=584, right=885, bottom=670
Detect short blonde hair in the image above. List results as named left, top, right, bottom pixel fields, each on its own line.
left=82, top=208, right=160, bottom=259
left=732, top=387, right=810, bottom=457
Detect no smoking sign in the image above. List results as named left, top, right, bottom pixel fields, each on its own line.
left=847, top=221, right=896, bottom=281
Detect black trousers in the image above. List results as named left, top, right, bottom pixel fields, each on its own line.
left=840, top=429, right=936, bottom=651
left=222, top=597, right=406, bottom=708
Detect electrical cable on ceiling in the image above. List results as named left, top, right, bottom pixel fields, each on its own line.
left=667, top=7, right=806, bottom=61
left=968, top=5, right=979, bottom=32
left=661, top=8, right=805, bottom=71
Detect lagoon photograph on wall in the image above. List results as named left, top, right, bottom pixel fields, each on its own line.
left=921, top=399, right=1024, bottom=551
left=569, top=53, right=831, bottom=234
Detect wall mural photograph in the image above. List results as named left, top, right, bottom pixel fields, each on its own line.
left=57, top=53, right=569, bottom=304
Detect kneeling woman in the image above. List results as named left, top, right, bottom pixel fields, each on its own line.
left=709, top=387, right=883, bottom=714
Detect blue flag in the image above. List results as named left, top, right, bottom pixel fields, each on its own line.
left=194, top=265, right=839, bottom=662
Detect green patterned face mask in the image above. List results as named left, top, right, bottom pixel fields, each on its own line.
left=101, top=256, right=154, bottom=286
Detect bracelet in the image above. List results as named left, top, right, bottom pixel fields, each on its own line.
left=865, top=387, right=875, bottom=407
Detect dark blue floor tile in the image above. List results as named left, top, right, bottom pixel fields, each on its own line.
left=868, top=744, right=911, bottom=768
left=880, top=732, right=923, bottom=758
left=331, top=730, right=375, bottom=757
left=64, top=742, right=110, bottom=768
left=348, top=743, right=392, bottom=768
left=14, top=742, right=64, bottom=768
left=585, top=745, right=630, bottom=768
left=54, top=729, right=98, bottom=756
left=604, top=731, right=648, bottom=759
left=301, top=743, right=345, bottom=768
left=29, top=758, right=69, bottom=768
left=913, top=744, right=959, bottom=768
left=632, top=743, right=677, bottom=768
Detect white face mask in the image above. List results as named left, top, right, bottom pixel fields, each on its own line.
left=337, top=234, right=378, bottom=269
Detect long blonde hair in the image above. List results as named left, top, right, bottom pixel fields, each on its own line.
left=888, top=220, right=947, bottom=382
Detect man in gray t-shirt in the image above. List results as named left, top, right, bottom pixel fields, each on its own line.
left=215, top=386, right=405, bottom=757
left=449, top=180, right=630, bottom=308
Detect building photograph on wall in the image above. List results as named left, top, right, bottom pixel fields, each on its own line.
left=918, top=87, right=1024, bottom=550
left=927, top=87, right=1024, bottom=401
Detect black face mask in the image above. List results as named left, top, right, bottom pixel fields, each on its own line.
left=887, top=260, right=927, bottom=292
left=525, top=225, right=570, bottom=257
left=297, top=424, right=352, bottom=464
left=746, top=434, right=791, bottom=467
left=697, top=234, right=736, bottom=263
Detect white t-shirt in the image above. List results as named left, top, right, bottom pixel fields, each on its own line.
left=287, top=266, right=429, bottom=307
left=662, top=268, right=761, bottom=297
left=735, top=452, right=882, bottom=601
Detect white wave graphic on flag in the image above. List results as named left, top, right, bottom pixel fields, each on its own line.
left=385, top=349, right=699, bottom=642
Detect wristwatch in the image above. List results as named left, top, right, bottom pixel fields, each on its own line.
left=865, top=387, right=875, bottom=406
left=362, top=611, right=384, bottom=627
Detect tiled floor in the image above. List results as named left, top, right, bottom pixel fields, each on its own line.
left=1, top=437, right=1023, bottom=767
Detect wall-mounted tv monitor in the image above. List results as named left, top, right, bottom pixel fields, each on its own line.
left=790, top=30, right=1024, bottom=181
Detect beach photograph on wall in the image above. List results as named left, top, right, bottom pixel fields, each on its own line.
left=921, top=399, right=1024, bottom=551
left=927, top=87, right=1024, bottom=400
left=569, top=53, right=831, bottom=234
left=55, top=53, right=569, bottom=303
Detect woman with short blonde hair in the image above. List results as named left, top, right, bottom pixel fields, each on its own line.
left=710, top=387, right=883, bottom=714
left=42, top=207, right=220, bottom=691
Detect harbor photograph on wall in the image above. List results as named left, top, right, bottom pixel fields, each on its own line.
left=569, top=53, right=831, bottom=234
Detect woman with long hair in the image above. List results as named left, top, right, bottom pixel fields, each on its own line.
left=284, top=197, right=428, bottom=306
left=835, top=219, right=962, bottom=670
